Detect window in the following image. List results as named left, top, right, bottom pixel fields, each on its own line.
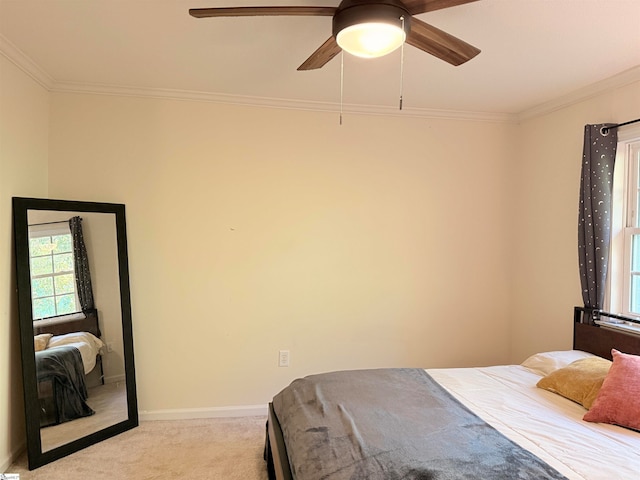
left=609, top=125, right=640, bottom=317
left=624, top=141, right=640, bottom=314
left=28, top=224, right=80, bottom=319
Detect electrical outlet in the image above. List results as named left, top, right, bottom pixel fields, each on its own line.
left=278, top=350, right=290, bottom=367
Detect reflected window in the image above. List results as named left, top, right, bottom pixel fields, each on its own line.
left=29, top=224, right=80, bottom=319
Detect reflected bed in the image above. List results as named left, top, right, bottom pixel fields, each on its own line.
left=33, top=310, right=104, bottom=427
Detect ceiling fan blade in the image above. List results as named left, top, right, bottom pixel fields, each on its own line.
left=402, top=0, right=480, bottom=15
left=189, top=6, right=336, bottom=18
left=297, top=36, right=342, bottom=71
left=406, top=17, right=480, bottom=66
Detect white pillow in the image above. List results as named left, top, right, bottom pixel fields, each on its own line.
left=47, top=331, right=104, bottom=351
left=521, top=350, right=597, bottom=376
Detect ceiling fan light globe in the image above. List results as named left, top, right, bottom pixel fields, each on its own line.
left=336, top=23, right=405, bottom=58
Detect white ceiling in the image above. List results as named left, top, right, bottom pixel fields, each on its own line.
left=1, top=0, right=640, bottom=119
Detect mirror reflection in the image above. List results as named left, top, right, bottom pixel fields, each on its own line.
left=27, top=210, right=128, bottom=452
left=13, top=197, right=137, bottom=470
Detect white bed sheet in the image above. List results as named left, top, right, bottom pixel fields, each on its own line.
left=46, top=332, right=104, bottom=374
left=428, top=364, right=640, bottom=480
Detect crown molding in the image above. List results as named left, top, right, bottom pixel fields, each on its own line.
left=519, top=65, right=640, bottom=121
left=0, top=32, right=515, bottom=124
left=50, top=81, right=517, bottom=124
left=17, top=28, right=637, bottom=125
left=0, top=34, right=54, bottom=90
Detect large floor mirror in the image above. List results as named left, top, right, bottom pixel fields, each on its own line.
left=12, top=197, right=138, bottom=469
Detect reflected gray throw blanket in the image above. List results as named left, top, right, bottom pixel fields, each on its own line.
left=36, top=345, right=94, bottom=426
left=272, top=368, right=567, bottom=480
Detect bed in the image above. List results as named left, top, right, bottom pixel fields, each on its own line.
left=33, top=309, right=105, bottom=427
left=265, top=307, right=640, bottom=480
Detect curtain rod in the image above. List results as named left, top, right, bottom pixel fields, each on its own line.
left=29, top=220, right=70, bottom=227
left=602, top=117, right=640, bottom=135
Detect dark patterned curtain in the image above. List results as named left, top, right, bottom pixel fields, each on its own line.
left=69, top=216, right=95, bottom=311
left=578, top=124, right=618, bottom=315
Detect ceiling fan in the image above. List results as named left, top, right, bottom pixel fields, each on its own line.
left=189, top=0, right=481, bottom=71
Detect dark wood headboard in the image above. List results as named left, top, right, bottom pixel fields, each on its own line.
left=573, top=307, right=640, bottom=359
left=33, top=308, right=101, bottom=338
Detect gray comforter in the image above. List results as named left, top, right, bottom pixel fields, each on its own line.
left=272, top=368, right=567, bottom=480
left=36, top=345, right=94, bottom=426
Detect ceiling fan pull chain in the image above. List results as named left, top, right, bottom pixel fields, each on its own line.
left=399, top=15, right=405, bottom=111
left=340, top=50, right=344, bottom=125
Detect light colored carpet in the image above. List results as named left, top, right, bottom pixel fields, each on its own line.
left=7, top=416, right=270, bottom=480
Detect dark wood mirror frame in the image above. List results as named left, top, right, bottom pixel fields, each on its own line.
left=12, top=197, right=138, bottom=469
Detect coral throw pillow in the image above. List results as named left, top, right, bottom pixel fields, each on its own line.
left=583, top=349, right=640, bottom=430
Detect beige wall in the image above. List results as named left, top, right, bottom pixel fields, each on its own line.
left=47, top=94, right=516, bottom=412
left=82, top=211, right=125, bottom=383
left=511, top=80, right=640, bottom=362
left=0, top=55, right=49, bottom=470
left=5, top=55, right=639, bottom=466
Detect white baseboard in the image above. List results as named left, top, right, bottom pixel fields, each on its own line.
left=1, top=442, right=25, bottom=473
left=104, top=374, right=125, bottom=384
left=138, top=404, right=268, bottom=421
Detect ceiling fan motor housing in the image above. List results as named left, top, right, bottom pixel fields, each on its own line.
left=332, top=0, right=412, bottom=38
